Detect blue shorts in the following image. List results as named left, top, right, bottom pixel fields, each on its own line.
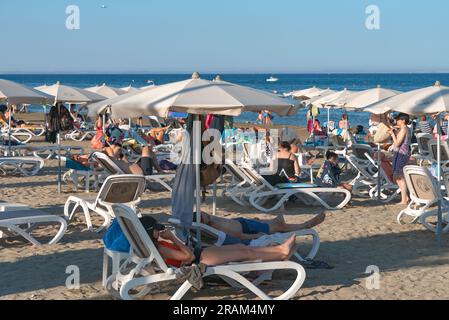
left=234, top=218, right=270, bottom=235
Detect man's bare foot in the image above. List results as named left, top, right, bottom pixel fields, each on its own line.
left=303, top=213, right=326, bottom=229
left=279, top=234, right=297, bottom=260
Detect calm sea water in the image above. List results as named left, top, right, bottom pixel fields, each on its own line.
left=3, top=73, right=449, bottom=128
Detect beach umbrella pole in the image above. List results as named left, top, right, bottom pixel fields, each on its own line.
left=57, top=103, right=62, bottom=194
left=377, top=143, right=382, bottom=201
left=194, top=115, right=202, bottom=249
left=436, top=116, right=443, bottom=246
left=7, top=102, right=11, bottom=156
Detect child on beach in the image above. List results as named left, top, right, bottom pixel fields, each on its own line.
left=316, top=151, right=352, bottom=192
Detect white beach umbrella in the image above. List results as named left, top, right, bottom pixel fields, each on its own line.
left=120, top=85, right=140, bottom=93
left=86, top=83, right=126, bottom=99
left=0, top=79, right=50, bottom=105
left=336, top=86, right=402, bottom=111
left=88, top=72, right=298, bottom=119
left=35, top=82, right=106, bottom=104
left=0, top=79, right=50, bottom=155
left=303, top=89, right=338, bottom=106
left=364, top=82, right=449, bottom=115
left=364, top=81, right=449, bottom=244
left=313, top=88, right=355, bottom=107
left=89, top=72, right=299, bottom=247
left=289, top=86, right=324, bottom=100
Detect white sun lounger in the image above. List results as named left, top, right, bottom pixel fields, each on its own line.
left=237, top=164, right=351, bottom=212
left=107, top=204, right=306, bottom=300
left=92, top=152, right=174, bottom=192
left=64, top=174, right=146, bottom=232
left=168, top=218, right=320, bottom=263
left=0, top=209, right=67, bottom=245
left=0, top=156, right=44, bottom=176
left=399, top=166, right=449, bottom=233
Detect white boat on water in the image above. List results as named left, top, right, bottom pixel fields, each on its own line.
left=266, top=76, right=279, bottom=83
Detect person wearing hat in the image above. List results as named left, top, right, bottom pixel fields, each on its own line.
left=141, top=216, right=298, bottom=267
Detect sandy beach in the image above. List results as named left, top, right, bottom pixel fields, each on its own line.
left=1, top=114, right=449, bottom=301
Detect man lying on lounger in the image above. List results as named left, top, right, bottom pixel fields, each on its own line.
left=199, top=212, right=325, bottom=245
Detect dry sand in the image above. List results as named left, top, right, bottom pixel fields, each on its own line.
left=1, top=114, right=449, bottom=300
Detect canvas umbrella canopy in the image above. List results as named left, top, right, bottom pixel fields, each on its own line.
left=86, top=83, right=126, bottom=99
left=0, top=79, right=50, bottom=154
left=289, top=86, right=324, bottom=100
left=89, top=72, right=299, bottom=247
left=312, top=88, right=355, bottom=107
left=35, top=82, right=106, bottom=104
left=335, top=86, right=402, bottom=111
left=88, top=72, right=298, bottom=119
left=0, top=79, right=50, bottom=105
left=364, top=81, right=449, bottom=245
left=302, top=89, right=337, bottom=106
left=120, top=85, right=140, bottom=93
left=35, top=82, right=107, bottom=193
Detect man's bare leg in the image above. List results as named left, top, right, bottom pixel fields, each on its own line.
left=200, top=212, right=245, bottom=239
left=268, top=213, right=326, bottom=233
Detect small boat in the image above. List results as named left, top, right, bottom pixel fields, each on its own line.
left=266, top=76, right=279, bottom=83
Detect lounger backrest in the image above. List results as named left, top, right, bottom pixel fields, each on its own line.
left=351, top=144, right=373, bottom=161
left=403, top=166, right=438, bottom=202
left=113, top=204, right=169, bottom=270
left=224, top=159, right=247, bottom=183
left=239, top=165, right=274, bottom=189
left=97, top=174, right=146, bottom=205
left=346, top=155, right=374, bottom=180
left=416, top=134, right=434, bottom=154
left=92, top=152, right=123, bottom=175
left=429, top=141, right=449, bottom=162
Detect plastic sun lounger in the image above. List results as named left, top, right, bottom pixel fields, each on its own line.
left=106, top=204, right=306, bottom=301
left=399, top=166, right=449, bottom=232
left=168, top=217, right=320, bottom=263
left=237, top=164, right=351, bottom=213
left=364, top=153, right=400, bottom=203
left=64, top=174, right=146, bottom=233
left=0, top=209, right=67, bottom=245
left=0, top=156, right=44, bottom=176
left=223, top=159, right=262, bottom=206
left=92, top=152, right=174, bottom=193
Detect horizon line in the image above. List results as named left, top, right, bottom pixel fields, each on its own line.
left=2, top=71, right=449, bottom=75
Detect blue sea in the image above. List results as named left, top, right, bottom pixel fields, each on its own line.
left=2, top=73, right=449, bottom=128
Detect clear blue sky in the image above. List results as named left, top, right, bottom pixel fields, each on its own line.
left=0, top=0, right=448, bottom=73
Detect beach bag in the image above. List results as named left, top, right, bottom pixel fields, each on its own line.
left=103, top=220, right=130, bottom=253
left=373, top=123, right=391, bottom=144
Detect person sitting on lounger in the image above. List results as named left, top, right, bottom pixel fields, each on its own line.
left=103, top=127, right=166, bottom=176
left=263, top=141, right=301, bottom=186
left=199, top=212, right=326, bottom=245
left=316, top=151, right=352, bottom=192
left=143, top=216, right=298, bottom=267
